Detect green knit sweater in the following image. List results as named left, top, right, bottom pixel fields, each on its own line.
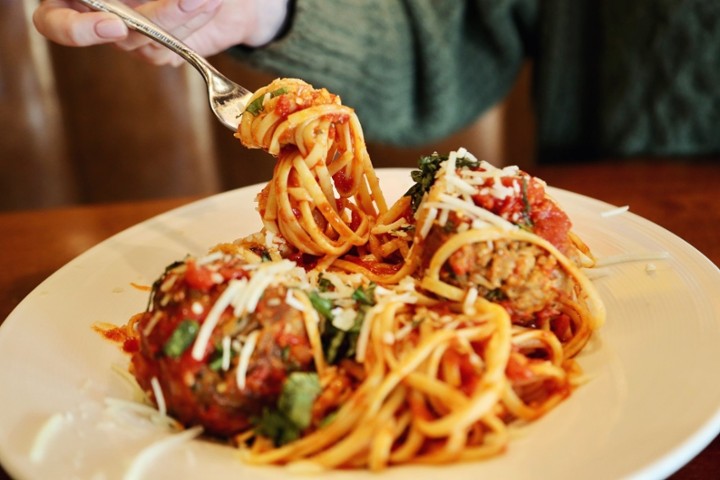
left=237, top=0, right=720, bottom=161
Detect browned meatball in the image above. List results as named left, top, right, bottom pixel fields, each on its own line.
left=422, top=219, right=570, bottom=326
left=129, top=256, right=314, bottom=437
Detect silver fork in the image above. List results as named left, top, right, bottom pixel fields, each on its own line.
left=77, top=0, right=252, bottom=131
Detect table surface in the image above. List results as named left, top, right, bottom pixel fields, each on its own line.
left=1, top=158, right=718, bottom=479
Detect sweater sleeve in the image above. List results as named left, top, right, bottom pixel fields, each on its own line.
left=234, top=0, right=537, bottom=147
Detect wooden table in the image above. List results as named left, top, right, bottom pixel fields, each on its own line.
left=1, top=158, right=718, bottom=478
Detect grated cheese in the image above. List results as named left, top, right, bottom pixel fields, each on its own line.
left=191, top=279, right=246, bottom=361
left=123, top=426, right=203, bottom=480
left=595, top=251, right=670, bottom=267
left=285, top=289, right=307, bottom=312
left=418, top=207, right=438, bottom=239
left=331, top=307, right=356, bottom=331
left=422, top=193, right=517, bottom=232
left=236, top=330, right=260, bottom=390
left=29, top=413, right=67, bottom=463
left=195, top=251, right=223, bottom=266
left=142, top=311, right=162, bottom=338
left=600, top=205, right=630, bottom=218
left=190, top=301, right=204, bottom=315
left=150, top=377, right=167, bottom=417
left=104, top=397, right=181, bottom=430
left=445, top=174, right=476, bottom=195
left=462, top=287, right=479, bottom=315
left=221, top=335, right=232, bottom=371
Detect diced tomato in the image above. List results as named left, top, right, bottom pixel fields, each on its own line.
left=274, top=94, right=297, bottom=118
left=123, top=337, right=139, bottom=353
left=183, top=261, right=215, bottom=292
left=530, top=198, right=572, bottom=253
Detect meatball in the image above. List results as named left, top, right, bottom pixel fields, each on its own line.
left=422, top=221, right=570, bottom=325
left=129, top=256, right=315, bottom=437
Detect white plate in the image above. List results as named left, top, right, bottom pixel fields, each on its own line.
left=1, top=168, right=719, bottom=480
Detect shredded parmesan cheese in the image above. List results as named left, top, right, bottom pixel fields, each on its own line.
left=236, top=330, right=260, bottom=389
left=123, top=426, right=203, bottom=480
left=595, top=251, right=670, bottom=267
left=600, top=205, right=630, bottom=218
left=191, top=279, right=246, bottom=361
left=418, top=207, right=438, bottom=239
left=285, top=289, right=307, bottom=311
left=221, top=335, right=232, bottom=371
left=463, top=287, right=479, bottom=315
left=29, top=413, right=66, bottom=463
left=150, top=377, right=167, bottom=417
left=196, top=251, right=223, bottom=266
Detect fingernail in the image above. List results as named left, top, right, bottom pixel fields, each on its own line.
left=179, top=0, right=206, bottom=12
left=95, top=19, right=126, bottom=39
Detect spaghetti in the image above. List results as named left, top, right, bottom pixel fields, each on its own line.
left=236, top=78, right=386, bottom=265
left=109, top=79, right=605, bottom=471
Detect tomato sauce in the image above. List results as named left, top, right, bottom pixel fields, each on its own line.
left=472, top=174, right=572, bottom=253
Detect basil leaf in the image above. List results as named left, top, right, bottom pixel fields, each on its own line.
left=253, top=372, right=322, bottom=446
left=245, top=87, right=289, bottom=117
left=351, top=283, right=376, bottom=306
left=163, top=319, right=200, bottom=358
left=309, top=291, right=334, bottom=320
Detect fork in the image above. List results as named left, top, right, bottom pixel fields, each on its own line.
left=77, top=0, right=253, bottom=131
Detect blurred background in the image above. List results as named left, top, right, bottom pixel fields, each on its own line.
left=1, top=0, right=535, bottom=212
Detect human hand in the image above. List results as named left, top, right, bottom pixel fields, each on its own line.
left=32, top=0, right=290, bottom=66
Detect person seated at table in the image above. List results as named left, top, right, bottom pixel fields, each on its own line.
left=33, top=0, right=720, bottom=162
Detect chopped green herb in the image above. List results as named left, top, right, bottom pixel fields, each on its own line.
left=279, top=372, right=322, bottom=430
left=163, top=319, right=200, bottom=358
left=254, top=408, right=300, bottom=446
left=309, top=291, right=334, bottom=320
left=253, top=372, right=322, bottom=446
left=208, top=355, right=224, bottom=371
left=208, top=342, right=237, bottom=371
left=442, top=219, right=458, bottom=233
left=245, top=87, right=289, bottom=116
left=324, top=328, right=346, bottom=364
left=485, top=288, right=507, bottom=302
left=351, top=283, right=376, bottom=306
left=317, top=275, right=333, bottom=292
left=320, top=410, right=338, bottom=427
left=520, top=176, right=534, bottom=230
left=404, top=153, right=447, bottom=212
left=456, top=156, right=480, bottom=169
left=404, top=152, right=482, bottom=212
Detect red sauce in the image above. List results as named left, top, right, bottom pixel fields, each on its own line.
left=332, top=168, right=354, bottom=196
left=323, top=112, right=349, bottom=124
left=472, top=174, right=572, bottom=253
left=93, top=323, right=138, bottom=353
left=342, top=256, right=402, bottom=275
left=505, top=354, right=534, bottom=382
left=256, top=184, right=271, bottom=217
left=184, top=260, right=215, bottom=292
left=274, top=94, right=297, bottom=118
left=286, top=251, right=319, bottom=270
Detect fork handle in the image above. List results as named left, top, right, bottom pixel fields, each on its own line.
left=77, top=0, right=221, bottom=84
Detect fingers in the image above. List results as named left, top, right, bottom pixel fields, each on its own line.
left=118, top=0, right=222, bottom=54
left=33, top=0, right=129, bottom=46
